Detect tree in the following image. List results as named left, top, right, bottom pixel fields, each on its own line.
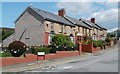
left=2, top=30, right=14, bottom=41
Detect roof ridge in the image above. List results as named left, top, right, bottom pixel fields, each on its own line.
left=66, top=15, right=80, bottom=21
left=31, top=7, right=62, bottom=18
left=81, top=18, right=103, bottom=28
left=30, top=7, right=74, bottom=26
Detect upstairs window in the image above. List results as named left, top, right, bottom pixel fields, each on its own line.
left=70, top=27, right=72, bottom=34
left=59, top=24, right=62, bottom=33
left=97, top=29, right=99, bottom=35
left=78, top=27, right=80, bottom=33
left=85, top=29, right=87, bottom=34
left=64, top=26, right=67, bottom=33
left=51, top=22, right=54, bottom=32
left=89, top=30, right=91, bottom=36
left=82, top=28, right=84, bottom=34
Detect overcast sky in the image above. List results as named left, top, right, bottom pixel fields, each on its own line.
left=1, top=1, right=119, bottom=32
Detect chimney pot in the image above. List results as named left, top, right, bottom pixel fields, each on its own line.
left=58, top=8, right=65, bottom=17
left=79, top=19, right=81, bottom=21
left=91, top=18, right=95, bottom=23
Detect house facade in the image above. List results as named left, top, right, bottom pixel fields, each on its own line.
left=2, top=6, right=107, bottom=47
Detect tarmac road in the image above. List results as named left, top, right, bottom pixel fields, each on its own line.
left=27, top=48, right=118, bottom=72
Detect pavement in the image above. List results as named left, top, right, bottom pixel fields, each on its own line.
left=1, top=43, right=119, bottom=72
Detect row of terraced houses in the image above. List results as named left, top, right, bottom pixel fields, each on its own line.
left=2, top=6, right=107, bottom=47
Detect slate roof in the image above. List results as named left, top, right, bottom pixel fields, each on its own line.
left=80, top=18, right=101, bottom=29
left=64, top=16, right=92, bottom=29
left=95, top=23, right=107, bottom=30
left=15, top=6, right=107, bottom=30
left=30, top=7, right=75, bottom=26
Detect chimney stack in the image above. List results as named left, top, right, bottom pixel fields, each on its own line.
left=91, top=18, right=95, bottom=23
left=79, top=19, right=82, bottom=21
left=58, top=8, right=65, bottom=17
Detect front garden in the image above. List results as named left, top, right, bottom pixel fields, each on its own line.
left=1, top=34, right=78, bottom=57
left=0, top=33, right=119, bottom=66
left=0, top=33, right=118, bottom=57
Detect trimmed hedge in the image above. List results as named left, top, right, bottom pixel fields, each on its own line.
left=34, top=47, right=50, bottom=55
left=51, top=34, right=76, bottom=51
left=92, top=40, right=103, bottom=47
left=8, top=41, right=26, bottom=57
left=0, top=51, right=13, bottom=57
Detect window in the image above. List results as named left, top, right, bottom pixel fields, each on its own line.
left=59, top=24, right=62, bottom=33
left=70, top=27, right=72, bottom=34
left=89, top=30, right=91, bottom=36
left=93, top=29, right=95, bottom=33
left=97, top=29, right=99, bottom=35
left=64, top=25, right=67, bottom=33
left=78, top=27, right=80, bottom=33
left=51, top=23, right=54, bottom=32
left=48, top=35, right=52, bottom=44
left=93, top=34, right=97, bottom=40
left=70, top=37, right=74, bottom=43
left=82, top=28, right=84, bottom=34
left=85, top=29, right=87, bottom=34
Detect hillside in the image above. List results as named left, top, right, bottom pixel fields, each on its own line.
left=0, top=27, right=14, bottom=42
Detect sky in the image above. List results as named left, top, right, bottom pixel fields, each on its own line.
left=1, top=2, right=118, bottom=32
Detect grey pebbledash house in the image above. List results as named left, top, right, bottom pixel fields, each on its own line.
left=2, top=6, right=107, bottom=47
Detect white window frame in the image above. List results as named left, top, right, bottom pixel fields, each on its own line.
left=48, top=35, right=52, bottom=44
left=64, top=25, right=66, bottom=33
left=83, top=28, right=84, bottom=34
left=59, top=24, right=62, bottom=33
left=70, top=37, right=74, bottom=43
left=78, top=27, right=80, bottom=33
left=50, top=23, right=54, bottom=31
left=70, top=27, right=72, bottom=34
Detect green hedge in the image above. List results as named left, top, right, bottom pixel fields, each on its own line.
left=0, top=51, right=13, bottom=57
left=34, top=47, right=51, bottom=55
left=92, top=40, right=103, bottom=47
left=51, top=34, right=76, bottom=51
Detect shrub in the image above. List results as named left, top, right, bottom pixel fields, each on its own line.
left=82, top=35, right=92, bottom=44
left=34, top=47, right=50, bottom=55
left=8, top=41, right=26, bottom=57
left=0, top=51, right=12, bottom=57
left=82, top=40, right=89, bottom=44
left=84, top=34, right=89, bottom=42
left=30, top=46, right=36, bottom=54
left=51, top=34, right=75, bottom=51
left=92, top=40, right=103, bottom=47
left=66, top=45, right=78, bottom=51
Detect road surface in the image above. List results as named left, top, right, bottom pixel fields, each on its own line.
left=26, top=48, right=118, bottom=72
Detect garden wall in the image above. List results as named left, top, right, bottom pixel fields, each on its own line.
left=0, top=54, right=37, bottom=66
left=82, top=42, right=101, bottom=53
left=1, top=51, right=80, bottom=66
left=44, top=51, right=79, bottom=60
